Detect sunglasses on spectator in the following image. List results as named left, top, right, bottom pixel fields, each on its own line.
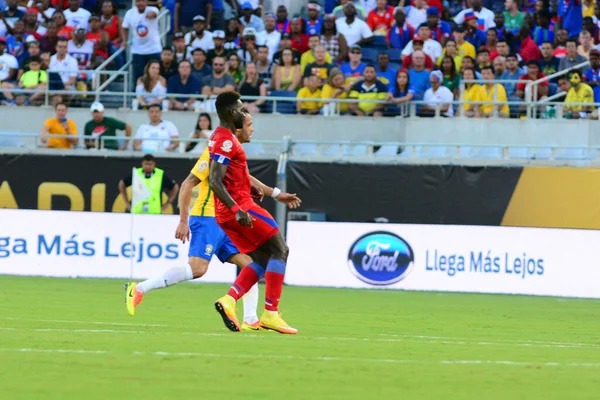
left=351, top=51, right=361, bottom=54
left=213, top=63, right=224, bottom=66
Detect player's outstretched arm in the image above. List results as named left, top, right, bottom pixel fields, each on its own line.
left=209, top=162, right=253, bottom=226
left=249, top=175, right=302, bottom=209
left=175, top=173, right=200, bottom=244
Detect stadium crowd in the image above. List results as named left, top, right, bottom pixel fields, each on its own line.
left=1, top=0, right=600, bottom=118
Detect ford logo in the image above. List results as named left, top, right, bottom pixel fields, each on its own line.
left=347, top=231, right=414, bottom=285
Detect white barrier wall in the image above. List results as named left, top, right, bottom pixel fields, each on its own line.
left=286, top=221, right=600, bottom=298
left=0, top=209, right=236, bottom=282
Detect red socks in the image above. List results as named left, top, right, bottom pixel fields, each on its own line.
left=264, top=271, right=285, bottom=311
left=227, top=266, right=259, bottom=301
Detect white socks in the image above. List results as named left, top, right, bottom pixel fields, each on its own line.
left=137, top=264, right=194, bottom=294
left=242, top=283, right=259, bottom=324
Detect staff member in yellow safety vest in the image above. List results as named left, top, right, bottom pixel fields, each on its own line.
left=118, top=154, right=180, bottom=214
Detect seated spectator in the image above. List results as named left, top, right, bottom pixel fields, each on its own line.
left=583, top=49, right=600, bottom=102
left=563, top=70, right=594, bottom=119
left=386, top=69, right=415, bottom=114
left=136, top=59, right=167, bottom=109
left=460, top=67, right=481, bottom=117
left=578, top=30, right=594, bottom=59
left=321, top=68, right=350, bottom=115
left=493, top=55, right=507, bottom=78
left=387, top=7, right=414, bottom=51
left=13, top=55, right=46, bottom=105
left=167, top=60, right=202, bottom=111
left=22, top=11, right=42, bottom=40
left=454, top=0, right=496, bottom=30
left=290, top=17, right=310, bottom=54
left=296, top=74, right=322, bottom=114
left=440, top=55, right=460, bottom=98
left=255, top=45, right=272, bottom=88
left=402, top=36, right=434, bottom=69
left=86, top=15, right=109, bottom=62
left=301, top=34, right=333, bottom=75
left=478, top=65, right=509, bottom=117
left=376, top=51, right=398, bottom=89
left=485, top=28, right=498, bottom=57
left=273, top=32, right=301, bottom=66
left=437, top=39, right=462, bottom=72
left=426, top=6, right=451, bottom=44
left=238, top=27, right=258, bottom=64
left=238, top=61, right=266, bottom=113
left=49, top=38, right=78, bottom=100
left=518, top=25, right=541, bottom=63
left=407, top=50, right=430, bottom=99
left=40, top=21, right=59, bottom=54
left=224, top=18, right=242, bottom=48
left=501, top=53, right=525, bottom=100
left=335, top=2, right=373, bottom=48
left=333, top=0, right=367, bottom=21
left=303, top=44, right=333, bottom=87
left=402, top=25, right=442, bottom=63
left=173, top=31, right=190, bottom=63
left=17, top=39, right=41, bottom=81
left=271, top=48, right=301, bottom=91
left=553, top=29, right=568, bottom=58
left=186, top=112, right=212, bottom=153
left=274, top=5, right=290, bottom=34
left=159, top=47, right=178, bottom=80
left=532, top=11, right=554, bottom=47
left=348, top=64, right=387, bottom=116
left=421, top=70, right=454, bottom=117
left=559, top=39, right=587, bottom=73
left=7, top=21, right=27, bottom=65
left=84, top=101, right=132, bottom=150
left=190, top=48, right=212, bottom=82
left=405, top=0, right=428, bottom=28
left=321, top=15, right=349, bottom=64
left=227, top=52, right=244, bottom=85
left=207, top=30, right=232, bottom=64
left=463, top=13, right=487, bottom=49
left=452, top=24, right=476, bottom=60
left=202, top=55, right=235, bottom=95
left=185, top=16, right=214, bottom=54
left=305, top=2, right=324, bottom=36
left=540, top=41, right=560, bottom=78
left=69, top=26, right=102, bottom=72
left=260, top=14, right=281, bottom=63
left=476, top=48, right=492, bottom=71
left=516, top=60, right=548, bottom=100
left=367, top=0, right=395, bottom=36
left=340, top=44, right=366, bottom=86
left=134, top=104, right=179, bottom=153
left=3, top=0, right=25, bottom=32
left=64, top=0, right=91, bottom=30
left=462, top=56, right=482, bottom=78
left=239, top=2, right=265, bottom=32
left=41, top=102, right=78, bottom=149
left=52, top=11, right=74, bottom=39
left=582, top=17, right=600, bottom=44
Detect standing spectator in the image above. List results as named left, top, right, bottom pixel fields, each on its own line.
left=296, top=74, right=322, bottom=114
left=452, top=25, right=476, bottom=60
left=226, top=52, right=244, bottom=84
left=553, top=29, right=569, bottom=58
left=321, top=67, right=350, bottom=114
left=303, top=44, right=333, bottom=87
left=519, top=25, right=541, bottom=63
left=321, top=14, right=348, bottom=64
left=348, top=64, right=387, bottom=116
left=426, top=6, right=451, bottom=45
left=438, top=39, right=462, bottom=72
left=119, top=154, right=179, bottom=215
left=175, top=0, right=207, bottom=34
left=224, top=18, right=241, bottom=47
left=367, top=0, right=394, bottom=36
left=39, top=21, right=59, bottom=54
left=136, top=59, right=167, bottom=108
left=6, top=20, right=26, bottom=64
left=532, top=10, right=554, bottom=46
left=421, top=70, right=454, bottom=116
left=186, top=112, right=212, bottom=152
left=290, top=17, right=309, bottom=54
left=463, top=12, right=487, bottom=49
left=440, top=55, right=460, bottom=98
left=387, top=7, right=414, bottom=50
left=305, top=2, right=323, bottom=36
left=404, top=0, right=428, bottom=28
left=159, top=47, right=177, bottom=79
left=402, top=25, right=442, bottom=63
left=49, top=37, right=77, bottom=93
left=301, top=34, right=332, bottom=75
left=185, top=15, right=214, bottom=54
left=239, top=1, right=264, bottom=32
left=401, top=37, right=432, bottom=70
left=340, top=44, right=366, bottom=86
left=271, top=47, right=300, bottom=91
left=68, top=26, right=100, bottom=72
left=578, top=30, right=593, bottom=59
left=202, top=55, right=235, bottom=95
left=207, top=30, right=232, bottom=64
left=84, top=101, right=132, bottom=150
left=493, top=55, right=506, bottom=78
left=52, top=11, right=74, bottom=39
left=122, top=0, right=161, bottom=83
left=100, top=0, right=122, bottom=46
left=558, top=0, right=582, bottom=39
left=407, top=50, right=430, bottom=99
left=332, top=0, right=367, bottom=20
left=478, top=65, right=509, bottom=117
left=486, top=28, right=498, bottom=58
left=583, top=49, right=600, bottom=102
left=87, top=15, right=109, bottom=61
left=173, top=32, right=189, bottom=63
left=582, top=17, right=599, bottom=44
left=516, top=60, right=548, bottom=100
left=501, top=53, right=525, bottom=100
left=255, top=45, right=271, bottom=87
left=274, top=5, right=290, bottom=34
left=238, top=27, right=257, bottom=63
left=133, top=105, right=179, bottom=152
left=563, top=70, right=594, bottom=118
left=190, top=48, right=212, bottom=82
left=376, top=51, right=397, bottom=89
left=559, top=39, right=587, bottom=72
left=41, top=102, right=78, bottom=148
left=386, top=69, right=414, bottom=114
left=259, top=13, right=280, bottom=62
left=237, top=61, right=266, bottom=113
left=336, top=2, right=373, bottom=48
left=540, top=41, right=560, bottom=78
left=167, top=59, right=202, bottom=111
left=210, top=0, right=225, bottom=32
left=454, top=0, right=496, bottom=31
left=64, top=0, right=91, bottom=30
left=3, top=0, right=25, bottom=29
left=503, top=0, right=524, bottom=33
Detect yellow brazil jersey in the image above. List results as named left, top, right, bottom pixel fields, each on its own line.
left=190, top=148, right=215, bottom=217
left=565, top=83, right=594, bottom=111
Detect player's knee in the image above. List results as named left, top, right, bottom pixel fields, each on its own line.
left=189, top=258, right=209, bottom=278
left=273, top=243, right=289, bottom=262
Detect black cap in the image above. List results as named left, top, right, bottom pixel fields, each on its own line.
left=453, top=24, right=466, bottom=32
left=174, top=31, right=185, bottom=39
left=527, top=59, right=540, bottom=67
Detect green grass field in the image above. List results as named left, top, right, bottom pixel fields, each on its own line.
left=1, top=276, right=599, bottom=399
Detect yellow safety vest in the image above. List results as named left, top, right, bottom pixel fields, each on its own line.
left=132, top=167, right=164, bottom=214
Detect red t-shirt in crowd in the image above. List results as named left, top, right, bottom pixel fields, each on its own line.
left=402, top=53, right=434, bottom=70
left=367, top=6, right=395, bottom=35
left=517, top=73, right=548, bottom=99
left=520, top=36, right=542, bottom=63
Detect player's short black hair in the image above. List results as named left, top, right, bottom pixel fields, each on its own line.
left=148, top=103, right=162, bottom=111
left=191, top=48, right=206, bottom=56
left=142, top=154, right=155, bottom=162
left=162, top=46, right=173, bottom=52
left=506, top=53, right=518, bottom=60
left=480, top=64, right=494, bottom=74
left=364, top=64, right=376, bottom=71
left=478, top=48, right=490, bottom=55
left=541, top=41, right=554, bottom=48
left=28, top=55, right=41, bottom=63
left=216, top=91, right=242, bottom=121
left=496, top=39, right=508, bottom=45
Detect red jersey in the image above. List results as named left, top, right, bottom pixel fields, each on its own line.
left=209, top=127, right=254, bottom=223
left=367, top=6, right=395, bottom=35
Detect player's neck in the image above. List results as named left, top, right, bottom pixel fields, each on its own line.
left=219, top=121, right=237, bottom=133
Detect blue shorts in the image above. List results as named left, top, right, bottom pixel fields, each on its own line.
left=188, top=216, right=239, bottom=262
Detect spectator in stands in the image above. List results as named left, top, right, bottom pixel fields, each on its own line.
left=476, top=48, right=492, bottom=71
left=101, top=0, right=123, bottom=47
left=463, top=12, right=487, bottom=49
left=239, top=2, right=264, bottom=32
left=168, top=59, right=202, bottom=111
left=321, top=67, right=350, bottom=115
left=583, top=49, right=600, bottom=102
left=237, top=61, right=266, bottom=113
left=202, top=55, right=235, bottom=95
left=553, top=29, right=569, bottom=58
left=22, top=11, right=41, bottom=41
left=462, top=56, right=482, bottom=77
left=136, top=59, right=167, bottom=109
left=174, top=0, right=207, bottom=34
left=227, top=52, right=244, bottom=85
left=563, top=70, right=594, bottom=118
left=185, top=16, right=214, bottom=56
left=503, top=0, right=524, bottom=33
left=49, top=37, right=77, bottom=96
left=274, top=5, right=290, bottom=34
left=52, top=11, right=74, bottom=39
left=303, top=44, right=333, bottom=87
left=340, top=44, right=366, bottom=86
left=516, top=59, right=548, bottom=100
left=404, top=0, right=427, bottom=28
left=479, top=65, right=509, bottom=117
left=321, top=14, right=348, bottom=64
left=224, top=18, right=242, bottom=47
left=335, top=1, right=373, bottom=48
left=376, top=51, right=397, bottom=89
left=290, top=17, right=309, bottom=54
left=64, top=0, right=91, bottom=30
left=123, top=0, right=161, bottom=83
left=190, top=48, right=212, bottom=82
left=582, top=17, right=600, bottom=44
left=159, top=47, right=177, bottom=80
left=301, top=34, right=333, bottom=75
left=558, top=0, right=582, bottom=39
left=273, top=32, right=300, bottom=66
left=421, top=70, right=453, bottom=117
left=578, top=30, right=593, bottom=59
left=87, top=16, right=109, bottom=63
left=207, top=30, right=231, bottom=64
left=17, top=38, right=40, bottom=80
left=69, top=26, right=101, bottom=71
left=333, top=0, right=367, bottom=20
left=260, top=14, right=280, bottom=62
left=583, top=0, right=594, bottom=17
left=348, top=64, right=387, bottom=116
left=296, top=74, right=322, bottom=114
left=305, top=2, right=323, bottom=36
left=367, top=0, right=394, bottom=36
left=3, top=0, right=25, bottom=30
left=271, top=47, right=300, bottom=91
left=501, top=53, right=524, bottom=100
left=440, top=55, right=460, bottom=98
left=172, top=32, right=190, bottom=63
left=532, top=10, right=554, bottom=46
left=493, top=55, right=506, bottom=78
left=559, top=39, right=587, bottom=73
left=486, top=28, right=498, bottom=57
left=408, top=50, right=430, bottom=99
left=39, top=21, right=59, bottom=54
left=13, top=55, right=46, bottom=105
left=186, top=112, right=212, bottom=152
left=41, top=102, right=78, bottom=149
left=210, top=0, right=225, bottom=32
left=255, top=45, right=271, bottom=87
left=386, top=69, right=414, bottom=114
left=134, top=105, right=179, bottom=152
left=460, top=67, right=480, bottom=117
left=84, top=101, right=131, bottom=150
left=452, top=25, right=476, bottom=60
left=426, top=6, right=450, bottom=45
left=438, top=39, right=462, bottom=71
left=6, top=20, right=27, bottom=64
left=387, top=8, right=413, bottom=51
left=494, top=39, right=512, bottom=61
left=35, top=0, right=56, bottom=23
left=454, top=0, right=496, bottom=30
left=402, top=25, right=442, bottom=63
left=402, top=36, right=434, bottom=69
left=540, top=41, right=560, bottom=79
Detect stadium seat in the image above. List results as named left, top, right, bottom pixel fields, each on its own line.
left=365, top=35, right=388, bottom=49
left=242, top=143, right=264, bottom=156
left=294, top=142, right=318, bottom=156
left=388, top=62, right=402, bottom=71
left=374, top=144, right=398, bottom=157
left=361, top=48, right=380, bottom=64
left=386, top=49, right=402, bottom=63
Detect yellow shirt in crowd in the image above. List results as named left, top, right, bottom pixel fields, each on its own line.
left=462, top=84, right=481, bottom=111
left=297, top=87, right=322, bottom=110
left=43, top=118, right=77, bottom=149
left=565, top=83, right=594, bottom=111
left=456, top=41, right=476, bottom=60
left=300, top=50, right=333, bottom=74
left=321, top=84, right=349, bottom=112
left=189, top=148, right=215, bottom=217
left=478, top=83, right=509, bottom=115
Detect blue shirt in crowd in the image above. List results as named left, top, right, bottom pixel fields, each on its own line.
left=558, top=0, right=582, bottom=38
left=167, top=74, right=202, bottom=102
left=408, top=69, right=431, bottom=99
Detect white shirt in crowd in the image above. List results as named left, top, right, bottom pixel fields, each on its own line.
left=237, top=0, right=259, bottom=9
left=401, top=38, right=443, bottom=62
left=185, top=31, right=215, bottom=53
left=49, top=53, right=79, bottom=85
left=123, top=6, right=162, bottom=55
left=188, top=130, right=212, bottom=153
left=0, top=51, right=18, bottom=81
left=135, top=120, right=179, bottom=153
left=64, top=7, right=91, bottom=30
left=68, top=39, right=95, bottom=70
left=27, top=1, right=56, bottom=22
left=405, top=6, right=427, bottom=29
left=454, top=7, right=496, bottom=30
left=256, top=29, right=281, bottom=62
left=335, top=17, right=373, bottom=48
left=424, top=86, right=454, bottom=117
left=135, top=81, right=167, bottom=104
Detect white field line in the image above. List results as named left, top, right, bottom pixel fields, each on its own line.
left=1, top=347, right=600, bottom=367
left=1, top=317, right=167, bottom=327
left=379, top=334, right=600, bottom=349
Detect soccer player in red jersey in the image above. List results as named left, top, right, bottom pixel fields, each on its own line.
left=209, top=91, right=301, bottom=334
